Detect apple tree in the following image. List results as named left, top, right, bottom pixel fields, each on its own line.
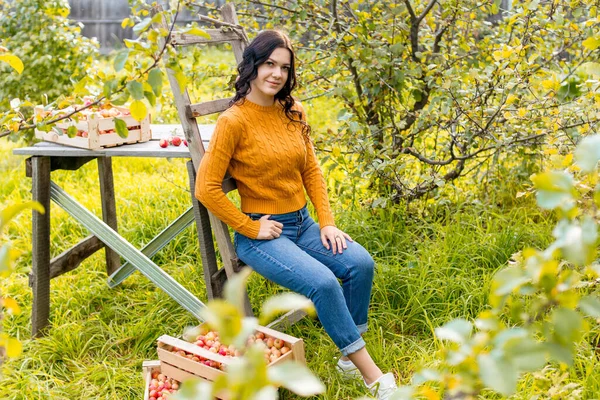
left=233, top=0, right=600, bottom=204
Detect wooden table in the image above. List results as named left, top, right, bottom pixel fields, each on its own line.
left=13, top=124, right=222, bottom=337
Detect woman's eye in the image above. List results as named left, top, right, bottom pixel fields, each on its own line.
left=266, top=61, right=274, bottom=66
left=282, top=66, right=290, bottom=71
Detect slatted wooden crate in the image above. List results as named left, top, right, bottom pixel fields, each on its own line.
left=142, top=360, right=181, bottom=400
left=157, top=325, right=305, bottom=389
left=34, top=106, right=151, bottom=150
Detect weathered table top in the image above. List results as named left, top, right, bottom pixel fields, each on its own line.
left=13, top=124, right=214, bottom=158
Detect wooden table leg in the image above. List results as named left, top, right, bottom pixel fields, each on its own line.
left=31, top=156, right=51, bottom=337
left=98, top=157, right=120, bottom=276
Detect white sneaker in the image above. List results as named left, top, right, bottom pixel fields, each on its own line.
left=364, top=372, right=398, bottom=400
left=336, top=358, right=362, bottom=380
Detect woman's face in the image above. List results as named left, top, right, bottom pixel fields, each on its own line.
left=247, top=47, right=292, bottom=106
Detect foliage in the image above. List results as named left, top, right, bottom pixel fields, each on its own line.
left=0, top=201, right=44, bottom=371
left=389, top=136, right=600, bottom=399
left=172, top=267, right=324, bottom=400
left=0, top=0, right=99, bottom=141
left=234, top=0, right=600, bottom=204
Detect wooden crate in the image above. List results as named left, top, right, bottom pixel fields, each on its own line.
left=34, top=106, right=151, bottom=150
left=157, top=324, right=305, bottom=383
left=142, top=360, right=181, bottom=400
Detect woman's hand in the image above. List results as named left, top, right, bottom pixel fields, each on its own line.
left=256, top=215, right=283, bottom=240
left=320, top=226, right=353, bottom=255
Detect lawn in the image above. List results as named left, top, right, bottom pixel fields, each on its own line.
left=3, top=125, right=595, bottom=399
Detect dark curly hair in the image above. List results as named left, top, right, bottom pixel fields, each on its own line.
left=231, top=30, right=310, bottom=137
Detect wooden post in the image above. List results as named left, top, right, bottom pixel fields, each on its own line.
left=31, top=156, right=51, bottom=337
left=98, top=157, right=121, bottom=276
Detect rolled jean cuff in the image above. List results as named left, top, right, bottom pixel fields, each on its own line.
left=340, top=336, right=366, bottom=357
left=357, top=323, right=368, bottom=335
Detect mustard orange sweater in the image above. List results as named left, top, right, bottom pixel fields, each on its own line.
left=195, top=99, right=335, bottom=239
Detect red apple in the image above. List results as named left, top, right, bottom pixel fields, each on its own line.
left=159, top=138, right=169, bottom=148
left=171, top=136, right=182, bottom=146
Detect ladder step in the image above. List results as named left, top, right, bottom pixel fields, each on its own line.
left=170, top=29, right=242, bottom=46
left=187, top=98, right=232, bottom=118
left=49, top=181, right=205, bottom=320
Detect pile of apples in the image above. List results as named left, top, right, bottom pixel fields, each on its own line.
left=147, top=371, right=179, bottom=400
left=171, top=330, right=291, bottom=371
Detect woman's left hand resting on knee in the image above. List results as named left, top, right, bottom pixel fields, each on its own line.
left=321, top=226, right=353, bottom=255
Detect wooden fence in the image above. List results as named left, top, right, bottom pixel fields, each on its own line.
left=68, top=0, right=226, bottom=54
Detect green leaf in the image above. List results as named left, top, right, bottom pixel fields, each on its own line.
left=579, top=295, right=600, bottom=318
left=66, top=125, right=78, bottom=138
left=0, top=54, right=24, bottom=74
left=143, top=90, right=156, bottom=107
left=224, top=267, right=252, bottom=313
left=113, top=118, right=128, bottom=139
left=129, top=100, right=148, bottom=122
left=127, top=81, right=145, bottom=101
left=0, top=244, right=13, bottom=274
left=477, top=353, right=518, bottom=396
left=434, top=318, right=472, bottom=344
left=493, top=267, right=531, bottom=296
left=113, top=49, right=130, bottom=72
left=552, top=308, right=584, bottom=346
left=103, top=79, right=118, bottom=97
left=147, top=68, right=163, bottom=96
left=268, top=362, right=326, bottom=396
left=132, top=17, right=152, bottom=36
left=1, top=202, right=45, bottom=232
left=552, top=218, right=597, bottom=266
left=583, top=36, right=600, bottom=51
left=259, top=293, right=315, bottom=326
left=544, top=342, right=573, bottom=365
left=506, top=339, right=547, bottom=372
left=531, top=171, right=575, bottom=210
left=250, top=386, right=278, bottom=400
left=575, top=135, right=600, bottom=173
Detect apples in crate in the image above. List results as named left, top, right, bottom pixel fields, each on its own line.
left=34, top=100, right=151, bottom=150
left=142, top=360, right=180, bottom=400
left=157, top=324, right=305, bottom=382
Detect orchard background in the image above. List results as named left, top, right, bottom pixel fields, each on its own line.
left=1, top=0, right=600, bottom=399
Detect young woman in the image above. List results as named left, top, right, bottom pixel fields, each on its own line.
left=196, top=30, right=397, bottom=399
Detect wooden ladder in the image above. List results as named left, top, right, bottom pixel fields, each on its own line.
left=158, top=3, right=306, bottom=330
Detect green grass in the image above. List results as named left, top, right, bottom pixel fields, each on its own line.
left=3, top=133, right=598, bottom=399
left=2, top=47, right=600, bottom=398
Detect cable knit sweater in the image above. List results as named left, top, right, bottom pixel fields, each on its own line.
left=195, top=98, right=335, bottom=239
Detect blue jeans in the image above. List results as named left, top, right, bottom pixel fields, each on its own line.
left=234, top=206, right=375, bottom=356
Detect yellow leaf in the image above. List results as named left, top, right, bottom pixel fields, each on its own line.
left=506, top=94, right=518, bottom=105
left=121, top=17, right=131, bottom=29
left=563, top=153, right=573, bottom=167
left=583, top=36, right=600, bottom=51
left=129, top=100, right=148, bottom=122
left=0, top=334, right=22, bottom=358
left=517, top=108, right=528, bottom=118
left=2, top=297, right=21, bottom=315
left=542, top=79, right=559, bottom=91
left=0, top=54, right=24, bottom=74
left=183, top=27, right=211, bottom=39
left=332, top=147, right=341, bottom=157
left=6, top=337, right=22, bottom=357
